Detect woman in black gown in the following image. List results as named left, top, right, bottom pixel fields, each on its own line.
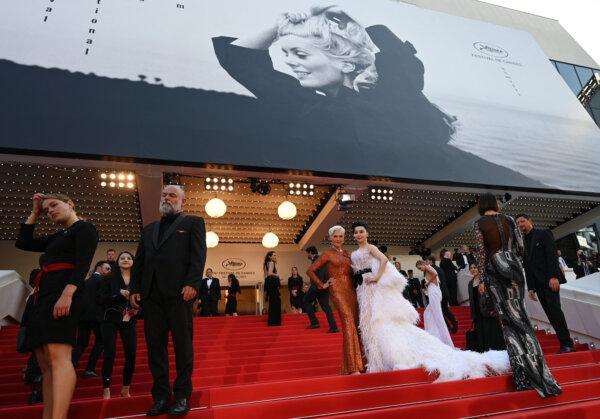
left=264, top=251, right=281, bottom=326
left=288, top=267, right=304, bottom=314
left=225, top=273, right=241, bottom=316
left=468, top=263, right=505, bottom=352
left=100, top=251, right=138, bottom=399
left=15, top=193, right=98, bottom=419
left=474, top=192, right=561, bottom=397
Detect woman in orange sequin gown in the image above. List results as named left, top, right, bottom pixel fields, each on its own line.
left=307, top=225, right=364, bottom=375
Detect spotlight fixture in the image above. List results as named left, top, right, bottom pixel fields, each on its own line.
left=288, top=182, right=315, bottom=196
left=498, top=192, right=513, bottom=204
left=204, top=176, right=234, bottom=192
left=370, top=187, right=394, bottom=201
left=337, top=192, right=355, bottom=211
left=250, top=178, right=271, bottom=195
left=100, top=172, right=136, bottom=189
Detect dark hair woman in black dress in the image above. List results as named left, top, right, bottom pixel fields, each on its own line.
left=474, top=192, right=561, bottom=397
left=225, top=273, right=241, bottom=316
left=264, top=251, right=281, bottom=326
left=467, top=263, right=505, bottom=352
left=100, top=251, right=138, bottom=399
left=15, top=193, right=98, bottom=419
left=288, top=267, right=304, bottom=314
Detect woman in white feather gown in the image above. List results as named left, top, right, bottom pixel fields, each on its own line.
left=351, top=221, right=511, bottom=381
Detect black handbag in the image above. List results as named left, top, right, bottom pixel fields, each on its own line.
left=16, top=326, right=29, bottom=353
left=352, top=268, right=372, bottom=288
left=17, top=296, right=34, bottom=353
left=488, top=215, right=525, bottom=286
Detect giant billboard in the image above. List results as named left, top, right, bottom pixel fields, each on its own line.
left=1, top=0, right=599, bottom=192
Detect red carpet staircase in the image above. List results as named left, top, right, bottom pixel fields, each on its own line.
left=0, top=307, right=599, bottom=418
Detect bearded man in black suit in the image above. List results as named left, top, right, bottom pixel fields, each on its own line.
left=131, top=184, right=206, bottom=416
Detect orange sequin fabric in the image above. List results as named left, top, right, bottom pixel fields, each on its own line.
left=307, top=249, right=365, bottom=374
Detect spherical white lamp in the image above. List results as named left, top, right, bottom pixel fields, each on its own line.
left=277, top=200, right=297, bottom=220
left=262, top=232, right=279, bottom=248
left=206, top=231, right=219, bottom=248
left=205, top=198, right=227, bottom=218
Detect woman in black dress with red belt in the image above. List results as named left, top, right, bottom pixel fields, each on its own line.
left=16, top=193, right=98, bottom=419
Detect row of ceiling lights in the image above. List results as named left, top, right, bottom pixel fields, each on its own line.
left=100, top=172, right=136, bottom=189
left=205, top=176, right=234, bottom=192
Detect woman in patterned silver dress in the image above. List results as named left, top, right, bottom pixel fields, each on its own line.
left=473, top=192, right=561, bottom=398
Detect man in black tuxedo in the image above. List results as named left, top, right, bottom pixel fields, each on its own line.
left=425, top=256, right=458, bottom=333
left=106, top=248, right=119, bottom=273
left=406, top=269, right=424, bottom=308
left=516, top=214, right=574, bottom=353
left=440, top=251, right=459, bottom=306
left=131, top=185, right=206, bottom=416
left=72, top=260, right=111, bottom=377
left=303, top=246, right=338, bottom=332
left=199, top=268, right=221, bottom=316
left=455, top=245, right=475, bottom=271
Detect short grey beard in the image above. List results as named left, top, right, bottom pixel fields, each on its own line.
left=159, top=202, right=181, bottom=216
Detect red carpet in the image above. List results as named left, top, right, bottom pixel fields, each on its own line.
left=0, top=307, right=597, bottom=418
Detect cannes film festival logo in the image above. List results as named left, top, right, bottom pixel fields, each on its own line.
left=473, top=42, right=509, bottom=58
left=222, top=258, right=246, bottom=271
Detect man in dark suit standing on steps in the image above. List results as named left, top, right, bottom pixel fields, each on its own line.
left=72, top=260, right=111, bottom=377
left=303, top=246, right=338, bottom=333
left=516, top=214, right=574, bottom=354
left=131, top=184, right=207, bottom=416
left=455, top=245, right=475, bottom=271
left=199, top=268, right=221, bottom=316
left=440, top=251, right=459, bottom=306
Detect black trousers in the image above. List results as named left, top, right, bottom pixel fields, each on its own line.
left=200, top=299, right=219, bottom=317
left=409, top=289, right=424, bottom=308
left=303, top=286, right=338, bottom=330
left=446, top=278, right=459, bottom=306
left=101, top=320, right=137, bottom=388
left=72, top=320, right=103, bottom=372
left=144, top=286, right=194, bottom=401
left=537, top=287, right=572, bottom=347
left=441, top=295, right=458, bottom=329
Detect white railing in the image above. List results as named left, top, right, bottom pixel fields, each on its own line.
left=0, top=270, right=31, bottom=327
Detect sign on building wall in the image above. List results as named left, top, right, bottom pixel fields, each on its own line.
left=1, top=0, right=599, bottom=192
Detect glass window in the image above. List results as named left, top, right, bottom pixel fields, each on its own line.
left=555, top=62, right=584, bottom=95
left=575, top=66, right=595, bottom=86
left=592, top=107, right=600, bottom=125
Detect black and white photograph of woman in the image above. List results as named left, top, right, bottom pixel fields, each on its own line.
left=212, top=4, right=543, bottom=187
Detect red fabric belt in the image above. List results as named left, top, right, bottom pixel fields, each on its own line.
left=33, top=263, right=75, bottom=303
